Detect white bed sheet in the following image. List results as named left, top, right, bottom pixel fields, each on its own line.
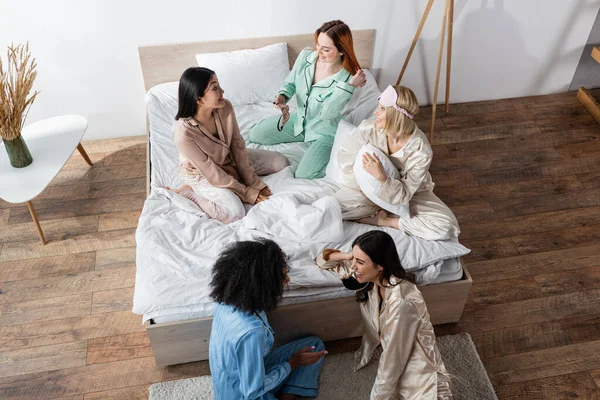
left=134, top=84, right=470, bottom=324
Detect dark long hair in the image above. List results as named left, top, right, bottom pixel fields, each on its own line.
left=175, top=67, right=215, bottom=120
left=352, top=230, right=416, bottom=302
left=209, top=239, right=288, bottom=313
left=315, top=20, right=361, bottom=75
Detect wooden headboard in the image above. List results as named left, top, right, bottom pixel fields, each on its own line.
left=138, top=29, right=375, bottom=92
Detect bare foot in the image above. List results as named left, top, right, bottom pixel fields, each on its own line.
left=358, top=209, right=388, bottom=226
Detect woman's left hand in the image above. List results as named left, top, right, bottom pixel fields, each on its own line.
left=259, top=186, right=272, bottom=197
left=362, top=153, right=387, bottom=183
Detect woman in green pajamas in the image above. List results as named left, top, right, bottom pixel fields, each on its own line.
left=249, top=20, right=367, bottom=179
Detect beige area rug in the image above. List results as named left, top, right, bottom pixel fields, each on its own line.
left=149, top=332, right=497, bottom=400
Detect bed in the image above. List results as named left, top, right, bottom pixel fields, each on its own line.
left=134, top=30, right=472, bottom=367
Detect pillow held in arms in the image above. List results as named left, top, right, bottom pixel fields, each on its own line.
left=195, top=43, right=290, bottom=106
left=325, top=119, right=357, bottom=185
left=353, top=143, right=410, bottom=219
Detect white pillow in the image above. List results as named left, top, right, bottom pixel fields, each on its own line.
left=325, top=119, right=357, bottom=185
left=353, top=143, right=410, bottom=219
left=195, top=43, right=290, bottom=106
left=342, top=69, right=381, bottom=125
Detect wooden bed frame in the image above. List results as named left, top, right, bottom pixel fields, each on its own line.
left=137, top=30, right=473, bottom=368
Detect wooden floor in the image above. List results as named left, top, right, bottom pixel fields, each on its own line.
left=0, top=90, right=599, bottom=399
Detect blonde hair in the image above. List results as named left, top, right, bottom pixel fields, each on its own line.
left=384, top=86, right=419, bottom=136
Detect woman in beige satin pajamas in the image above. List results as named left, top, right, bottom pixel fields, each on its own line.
left=320, top=230, right=452, bottom=399
left=334, top=85, right=460, bottom=241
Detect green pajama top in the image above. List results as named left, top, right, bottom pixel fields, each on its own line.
left=277, top=48, right=356, bottom=142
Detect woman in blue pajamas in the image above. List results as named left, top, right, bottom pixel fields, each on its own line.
left=209, top=239, right=327, bottom=400
left=249, top=20, right=367, bottom=179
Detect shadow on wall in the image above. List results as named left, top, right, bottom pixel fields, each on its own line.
left=385, top=0, right=541, bottom=104
left=530, top=0, right=600, bottom=94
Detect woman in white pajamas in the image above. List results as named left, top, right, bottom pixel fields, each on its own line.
left=334, top=85, right=460, bottom=241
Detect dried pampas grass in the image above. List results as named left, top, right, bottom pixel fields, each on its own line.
left=0, top=42, right=40, bottom=141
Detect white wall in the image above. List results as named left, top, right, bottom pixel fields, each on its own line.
left=1, top=0, right=598, bottom=140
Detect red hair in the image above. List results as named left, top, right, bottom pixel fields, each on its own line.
left=314, top=20, right=361, bottom=75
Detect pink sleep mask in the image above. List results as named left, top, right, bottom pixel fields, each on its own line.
left=377, top=85, right=414, bottom=120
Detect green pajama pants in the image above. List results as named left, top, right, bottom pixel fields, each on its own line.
left=249, top=113, right=333, bottom=179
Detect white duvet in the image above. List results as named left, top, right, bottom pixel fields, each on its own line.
left=132, top=82, right=470, bottom=323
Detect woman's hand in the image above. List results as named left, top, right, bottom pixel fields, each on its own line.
left=273, top=94, right=287, bottom=108
left=323, top=248, right=352, bottom=262
left=274, top=95, right=290, bottom=127
left=349, top=69, right=367, bottom=88
left=254, top=193, right=269, bottom=204
left=259, top=186, right=272, bottom=197
left=288, top=346, right=327, bottom=370
left=362, top=153, right=387, bottom=183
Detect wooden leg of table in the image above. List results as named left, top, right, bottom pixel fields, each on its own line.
left=27, top=201, right=47, bottom=245
left=430, top=0, right=450, bottom=143
left=395, top=0, right=435, bottom=86
left=77, top=143, right=93, bottom=166
left=445, top=0, right=454, bottom=113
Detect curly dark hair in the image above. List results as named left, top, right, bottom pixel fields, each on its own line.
left=352, top=230, right=416, bottom=302
left=209, top=238, right=288, bottom=313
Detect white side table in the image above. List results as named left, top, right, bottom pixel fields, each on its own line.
left=0, top=115, right=92, bottom=244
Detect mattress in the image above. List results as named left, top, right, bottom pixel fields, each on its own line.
left=151, top=257, right=464, bottom=324
left=133, top=83, right=471, bottom=324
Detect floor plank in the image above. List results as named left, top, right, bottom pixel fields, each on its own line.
left=8, top=193, right=146, bottom=224
left=561, top=314, right=600, bottom=344
left=87, top=332, right=152, bottom=365
left=534, top=266, right=600, bottom=296
left=577, top=171, right=600, bottom=189
left=484, top=339, right=600, bottom=386
left=448, top=202, right=497, bottom=224
left=83, top=385, right=149, bottom=400
left=0, top=310, right=144, bottom=352
left=80, top=136, right=146, bottom=154
left=0, top=252, right=96, bottom=283
left=439, top=127, right=599, bottom=159
left=469, top=322, right=571, bottom=359
left=0, top=267, right=135, bottom=304
left=432, top=121, right=540, bottom=145
left=434, top=175, right=584, bottom=207
left=441, top=109, right=531, bottom=130
left=430, top=147, right=561, bottom=174
left=102, top=147, right=147, bottom=166
left=62, top=153, right=106, bottom=171
left=511, top=223, right=600, bottom=255
left=490, top=188, right=600, bottom=218
left=95, top=247, right=136, bottom=270
left=0, top=229, right=136, bottom=262
left=0, top=342, right=87, bottom=378
left=49, top=163, right=146, bottom=188
left=558, top=140, right=600, bottom=159
left=494, top=372, right=600, bottom=400
left=465, top=244, right=600, bottom=283
left=0, top=294, right=91, bottom=327
left=457, top=289, right=600, bottom=333
left=91, top=287, right=134, bottom=315
left=536, top=113, right=598, bottom=132
left=459, top=237, right=520, bottom=262
left=98, top=211, right=141, bottom=232
left=0, top=215, right=99, bottom=244
left=459, top=206, right=600, bottom=240
left=0, top=356, right=208, bottom=400
left=431, top=171, right=479, bottom=188
left=465, top=276, right=543, bottom=309
left=474, top=156, right=600, bottom=186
